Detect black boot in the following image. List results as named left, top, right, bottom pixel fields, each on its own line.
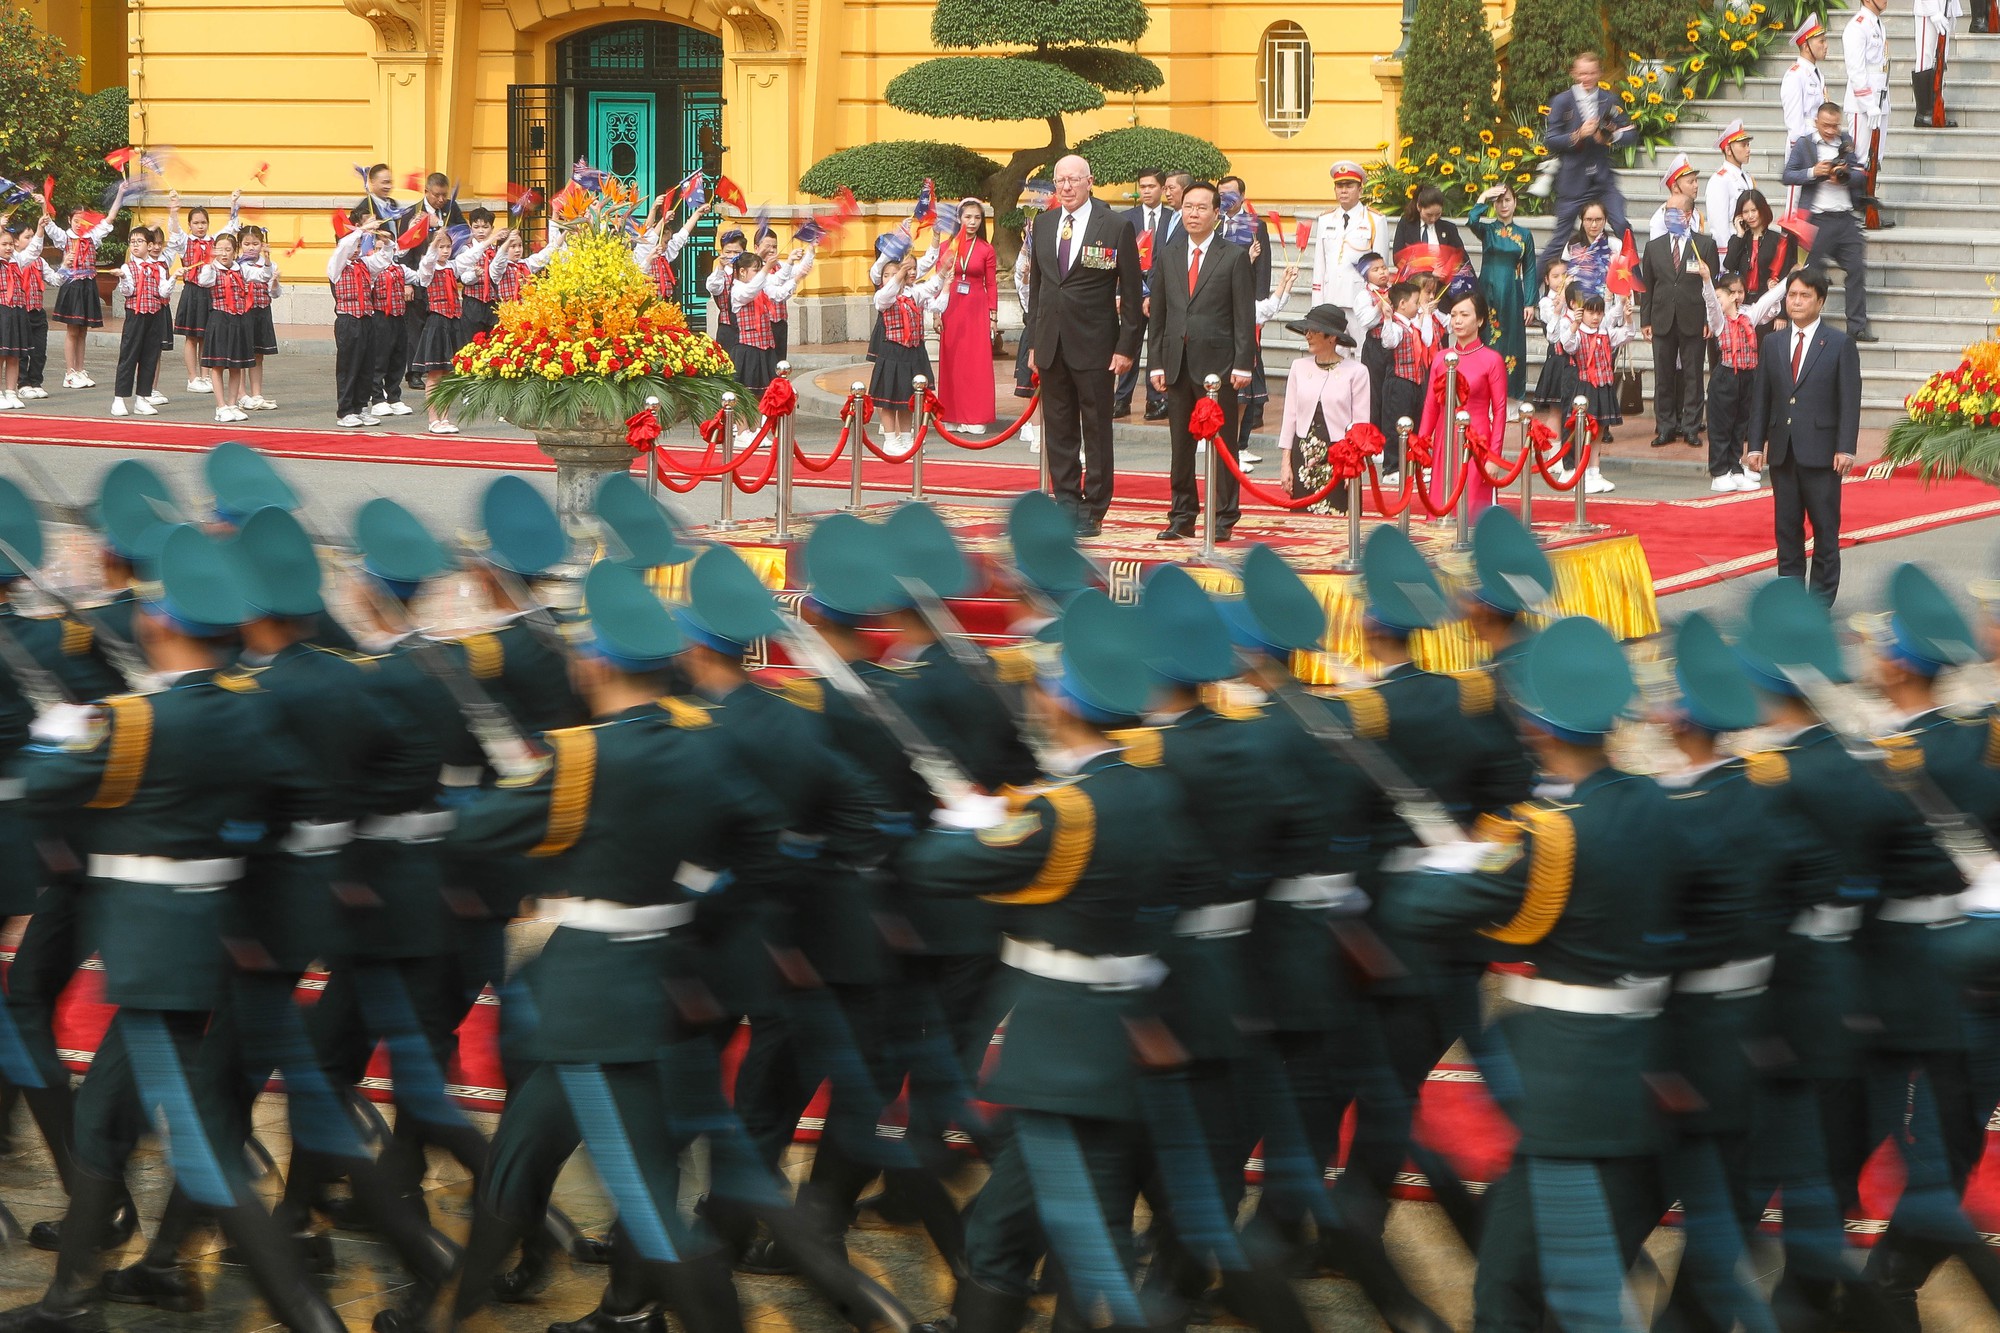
left=1216, top=1266, right=1312, bottom=1333
left=948, top=1278, right=1029, bottom=1333
left=99, top=1261, right=203, bottom=1314
left=27, top=1197, right=135, bottom=1256
left=1912, top=71, right=1934, bottom=128
left=548, top=1235, right=666, bottom=1333
left=880, top=1169, right=965, bottom=1275
left=754, top=1201, right=921, bottom=1332
left=495, top=1225, right=560, bottom=1303
left=0, top=1171, right=128, bottom=1331
left=449, top=1202, right=529, bottom=1329
left=214, top=1195, right=346, bottom=1333
left=663, top=1251, right=745, bottom=1333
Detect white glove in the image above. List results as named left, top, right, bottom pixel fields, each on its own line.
left=1414, top=840, right=1498, bottom=875
left=931, top=792, right=1011, bottom=830
left=1964, top=861, right=2000, bottom=916
left=31, top=703, right=102, bottom=746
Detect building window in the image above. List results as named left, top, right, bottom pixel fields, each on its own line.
left=1259, top=23, right=1312, bottom=138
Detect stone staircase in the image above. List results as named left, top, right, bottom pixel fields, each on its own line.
left=1236, top=15, right=1995, bottom=429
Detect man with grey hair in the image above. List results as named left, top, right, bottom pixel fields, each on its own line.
left=1024, top=154, right=1145, bottom=538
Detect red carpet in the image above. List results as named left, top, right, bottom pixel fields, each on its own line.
left=7, top=419, right=1997, bottom=596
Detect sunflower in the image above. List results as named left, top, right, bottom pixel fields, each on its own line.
left=1426, top=153, right=1439, bottom=165
left=1665, top=112, right=1678, bottom=122
left=1479, top=129, right=1495, bottom=144
left=1622, top=90, right=1637, bottom=103
left=1646, top=70, right=1659, bottom=83
left=1401, top=135, right=1415, bottom=147
left=1449, top=145, right=1462, bottom=156
left=1466, top=182, right=1481, bottom=193
left=1648, top=92, right=1663, bottom=103
left=1730, top=39, right=1746, bottom=49
left=1517, top=173, right=1533, bottom=183
left=1487, top=146, right=1502, bottom=158
left=1517, top=125, right=1534, bottom=137
left=1688, top=55, right=1706, bottom=70
left=1440, top=162, right=1456, bottom=176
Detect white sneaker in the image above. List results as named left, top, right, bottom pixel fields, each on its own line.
left=1379, top=471, right=1401, bottom=488
left=74, top=372, right=95, bottom=388
left=388, top=401, right=414, bottom=416
left=110, top=398, right=128, bottom=417
left=0, top=393, right=18, bottom=410
left=1584, top=467, right=1616, bottom=495
left=1739, top=467, right=1761, bottom=489
left=1021, top=422, right=1040, bottom=448
left=17, top=386, right=45, bottom=400
left=145, top=391, right=169, bottom=405
left=61, top=371, right=79, bottom=389
left=429, top=420, right=460, bottom=434
left=736, top=429, right=757, bottom=450
left=251, top=396, right=277, bottom=410
left=214, top=407, right=235, bottom=423
left=187, top=379, right=207, bottom=394
left=237, top=395, right=256, bottom=410
left=359, top=412, right=379, bottom=427
left=1547, top=463, right=1573, bottom=486
left=336, top=414, right=364, bottom=428
left=1239, top=450, right=1263, bottom=464
left=132, top=399, right=157, bottom=416
left=961, top=423, right=986, bottom=437
left=1711, top=474, right=1739, bottom=493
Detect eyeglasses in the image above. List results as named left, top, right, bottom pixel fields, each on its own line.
left=1052, top=174, right=1089, bottom=185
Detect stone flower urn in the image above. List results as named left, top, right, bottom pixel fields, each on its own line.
left=534, top=410, right=645, bottom=592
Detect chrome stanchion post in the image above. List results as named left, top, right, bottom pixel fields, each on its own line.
left=1395, top=417, right=1413, bottom=537
left=1453, top=408, right=1472, bottom=550
left=774, top=361, right=796, bottom=541
left=713, top=392, right=739, bottom=530
left=645, top=395, right=662, bottom=503
left=847, top=379, right=868, bottom=512
left=909, top=374, right=929, bottom=502
left=1201, top=374, right=1221, bottom=558
left=1560, top=394, right=1602, bottom=535
left=1342, top=464, right=1363, bottom=572
left=1439, top=351, right=1460, bottom=531
left=1515, top=400, right=1534, bottom=533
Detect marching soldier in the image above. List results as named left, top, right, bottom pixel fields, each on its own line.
left=1455, top=506, right=1549, bottom=811
left=1383, top=616, right=1678, bottom=1331
left=1843, top=0, right=1893, bottom=228
left=204, top=442, right=359, bottom=652
left=2, top=524, right=344, bottom=1333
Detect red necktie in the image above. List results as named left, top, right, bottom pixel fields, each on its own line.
left=1791, top=334, right=1804, bottom=382
left=1188, top=244, right=1201, bottom=295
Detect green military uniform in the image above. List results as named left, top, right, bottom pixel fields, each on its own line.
left=2, top=524, right=345, bottom=1333
left=203, top=443, right=357, bottom=653
left=905, top=589, right=1185, bottom=1333
left=1458, top=507, right=1546, bottom=810
left=1381, top=617, right=1677, bottom=1333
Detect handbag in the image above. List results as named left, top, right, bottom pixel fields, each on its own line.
left=1617, top=346, right=1645, bottom=417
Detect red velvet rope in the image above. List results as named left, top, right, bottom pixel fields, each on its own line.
left=793, top=428, right=850, bottom=473
left=919, top=390, right=1041, bottom=449
left=1194, top=404, right=1381, bottom=512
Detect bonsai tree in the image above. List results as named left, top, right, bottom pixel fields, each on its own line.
left=1504, top=0, right=1603, bottom=128
left=801, top=0, right=1223, bottom=224
left=1400, top=0, right=1504, bottom=171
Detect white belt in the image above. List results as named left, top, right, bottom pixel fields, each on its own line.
left=1876, top=893, right=1965, bottom=926
left=1675, top=955, right=1775, bottom=996
left=439, top=765, right=483, bottom=788
left=1790, top=903, right=1863, bottom=940
left=1000, top=935, right=1166, bottom=991
left=282, top=820, right=354, bottom=856
left=357, top=810, right=456, bottom=843
left=1266, top=873, right=1367, bottom=914
left=1501, top=972, right=1670, bottom=1017
left=0, top=778, right=24, bottom=801
left=89, top=854, right=244, bottom=888
left=547, top=898, right=695, bottom=935
left=1173, top=900, right=1256, bottom=939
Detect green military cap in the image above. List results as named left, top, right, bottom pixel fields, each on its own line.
left=0, top=477, right=43, bottom=580
left=205, top=441, right=298, bottom=525
left=581, top=560, right=684, bottom=672
left=1007, top=491, right=1096, bottom=597
left=355, top=497, right=452, bottom=590
left=1140, top=565, right=1238, bottom=684
left=478, top=475, right=567, bottom=578
left=1501, top=615, right=1634, bottom=739
left=1360, top=525, right=1448, bottom=633
left=1884, top=563, right=1980, bottom=675
left=1045, top=589, right=1159, bottom=723
left=1224, top=543, right=1325, bottom=656
left=1471, top=506, right=1554, bottom=615
left=678, top=544, right=782, bottom=652
left=803, top=513, right=902, bottom=622
left=147, top=524, right=251, bottom=636
left=594, top=474, right=695, bottom=570
left=98, top=459, right=183, bottom=566
left=1672, top=612, right=1759, bottom=733
left=884, top=502, right=972, bottom=599
left=233, top=506, right=324, bottom=618
left=1736, top=577, right=1848, bottom=695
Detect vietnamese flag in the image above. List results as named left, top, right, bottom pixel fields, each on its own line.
left=1606, top=228, right=1643, bottom=296
left=396, top=211, right=431, bottom=250
left=104, top=147, right=135, bottom=171
left=1295, top=220, right=1312, bottom=251
left=713, top=176, right=747, bottom=213
left=332, top=209, right=355, bottom=239
left=1136, top=230, right=1154, bottom=273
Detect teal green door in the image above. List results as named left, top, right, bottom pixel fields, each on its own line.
left=587, top=92, right=656, bottom=202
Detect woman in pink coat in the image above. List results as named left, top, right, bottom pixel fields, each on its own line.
left=1416, top=289, right=1509, bottom=517
left=934, top=198, right=998, bottom=433
left=1275, top=304, right=1372, bottom=514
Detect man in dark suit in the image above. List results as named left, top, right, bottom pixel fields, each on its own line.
left=1115, top=168, right=1177, bottom=421
left=1148, top=181, right=1257, bottom=542
left=1781, top=102, right=1876, bottom=342
left=1640, top=156, right=1722, bottom=448
left=1537, top=51, right=1637, bottom=274
left=1218, top=174, right=1275, bottom=462
left=1027, top=155, right=1146, bottom=538
left=1746, top=267, right=1863, bottom=602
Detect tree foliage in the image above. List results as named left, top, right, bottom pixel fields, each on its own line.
left=1073, top=128, right=1228, bottom=185
left=1503, top=0, right=1600, bottom=129
left=930, top=0, right=1150, bottom=49
left=1609, top=0, right=1698, bottom=63
left=1400, top=0, right=1503, bottom=166
left=885, top=56, right=1106, bottom=120
left=1016, top=47, right=1162, bottom=95
left=798, top=141, right=1003, bottom=201
left=0, top=9, right=85, bottom=199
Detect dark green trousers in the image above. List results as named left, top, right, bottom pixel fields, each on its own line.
left=1471, top=1154, right=1662, bottom=1333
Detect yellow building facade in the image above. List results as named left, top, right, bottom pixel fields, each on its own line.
left=29, top=0, right=1513, bottom=329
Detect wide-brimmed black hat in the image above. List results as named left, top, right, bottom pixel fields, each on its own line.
left=1285, top=303, right=1354, bottom=347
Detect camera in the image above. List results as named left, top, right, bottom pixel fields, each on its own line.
left=1830, top=163, right=1853, bottom=184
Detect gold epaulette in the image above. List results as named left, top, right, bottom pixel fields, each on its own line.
left=1107, top=726, right=1164, bottom=767
left=1985, top=715, right=2000, bottom=769
left=527, top=727, right=596, bottom=857
left=981, top=783, right=1095, bottom=905
left=213, top=668, right=261, bottom=693
left=780, top=678, right=825, bottom=713
left=1452, top=668, right=1496, bottom=717
left=991, top=644, right=1037, bottom=685
left=1743, top=749, right=1791, bottom=786
left=1198, top=682, right=1264, bottom=721
left=61, top=620, right=92, bottom=657
left=1337, top=686, right=1389, bottom=740
left=1872, top=732, right=1924, bottom=775
left=460, top=632, right=503, bottom=680
left=86, top=695, right=154, bottom=810
left=1478, top=804, right=1575, bottom=946
left=660, top=696, right=713, bottom=729
left=1471, top=810, right=1525, bottom=844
